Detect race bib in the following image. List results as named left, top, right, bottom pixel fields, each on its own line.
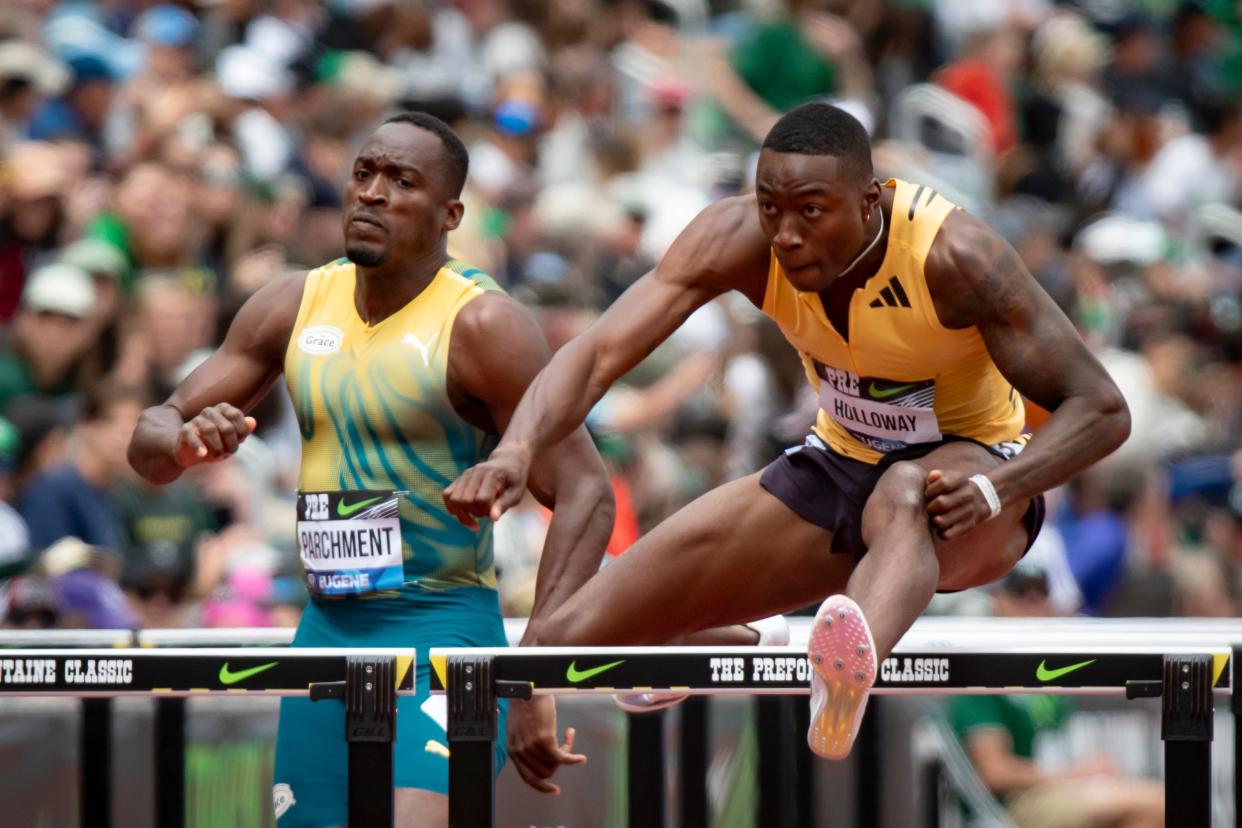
left=297, top=491, right=404, bottom=596
left=815, top=363, right=941, bottom=454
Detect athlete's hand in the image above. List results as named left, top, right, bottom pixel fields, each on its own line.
left=175, top=404, right=256, bottom=467
left=506, top=695, right=586, bottom=795
left=924, top=469, right=992, bottom=539
left=442, top=444, right=531, bottom=529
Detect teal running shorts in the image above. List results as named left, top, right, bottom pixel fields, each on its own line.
left=273, top=587, right=507, bottom=827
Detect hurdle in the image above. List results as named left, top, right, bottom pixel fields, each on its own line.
left=430, top=618, right=1239, bottom=828
left=0, top=646, right=415, bottom=828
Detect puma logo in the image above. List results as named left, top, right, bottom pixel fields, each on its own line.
left=401, top=332, right=437, bottom=367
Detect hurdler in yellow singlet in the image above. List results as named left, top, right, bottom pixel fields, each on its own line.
left=762, top=178, right=1025, bottom=464
left=285, top=257, right=501, bottom=593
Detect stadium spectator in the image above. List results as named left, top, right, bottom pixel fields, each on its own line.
left=0, top=416, right=28, bottom=575
left=0, top=262, right=99, bottom=409
left=0, top=142, right=72, bottom=320
left=949, top=554, right=1164, bottom=828
left=17, top=381, right=148, bottom=553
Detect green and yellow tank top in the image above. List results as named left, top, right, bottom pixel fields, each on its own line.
left=762, top=179, right=1024, bottom=464
left=284, top=258, right=502, bottom=596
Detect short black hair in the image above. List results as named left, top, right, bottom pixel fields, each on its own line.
left=762, top=103, right=873, bottom=179
left=383, top=111, right=470, bottom=197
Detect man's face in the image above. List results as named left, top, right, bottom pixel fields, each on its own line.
left=70, top=79, right=114, bottom=127
left=755, top=150, right=879, bottom=292
left=15, top=310, right=94, bottom=385
left=137, top=282, right=214, bottom=379
left=342, top=122, right=462, bottom=269
left=10, top=195, right=59, bottom=243
left=147, top=44, right=194, bottom=83
left=84, top=399, right=143, bottom=478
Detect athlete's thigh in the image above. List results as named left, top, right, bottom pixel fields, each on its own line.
left=544, top=472, right=853, bottom=645
left=902, top=440, right=1032, bottom=590
left=391, top=663, right=507, bottom=792
left=274, top=696, right=347, bottom=828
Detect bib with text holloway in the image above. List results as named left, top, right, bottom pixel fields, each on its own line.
left=815, top=363, right=942, bottom=453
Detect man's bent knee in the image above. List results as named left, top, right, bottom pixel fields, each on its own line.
left=866, top=461, right=929, bottom=520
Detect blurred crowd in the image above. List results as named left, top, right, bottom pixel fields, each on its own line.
left=0, top=0, right=1238, bottom=634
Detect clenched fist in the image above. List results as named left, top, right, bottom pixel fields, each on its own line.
left=442, top=444, right=532, bottom=529
left=925, top=469, right=995, bottom=539
left=175, top=403, right=255, bottom=467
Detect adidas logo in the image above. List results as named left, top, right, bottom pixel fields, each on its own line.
left=868, top=277, right=911, bottom=309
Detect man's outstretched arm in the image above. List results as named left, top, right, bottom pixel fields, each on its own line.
left=127, top=273, right=304, bottom=483
left=446, top=290, right=616, bottom=635
left=923, top=213, right=1130, bottom=537
left=443, top=196, right=769, bottom=525
left=445, top=291, right=616, bottom=795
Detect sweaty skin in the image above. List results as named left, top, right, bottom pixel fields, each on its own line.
left=129, top=121, right=615, bottom=816
left=443, top=149, right=1129, bottom=793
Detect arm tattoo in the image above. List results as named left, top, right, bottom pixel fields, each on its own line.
left=939, top=217, right=1090, bottom=412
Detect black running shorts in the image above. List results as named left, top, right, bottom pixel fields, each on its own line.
left=759, top=433, right=1046, bottom=560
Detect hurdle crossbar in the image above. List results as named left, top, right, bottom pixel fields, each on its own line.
left=430, top=641, right=1233, bottom=828
left=0, top=647, right=416, bottom=696
left=0, top=647, right=415, bottom=828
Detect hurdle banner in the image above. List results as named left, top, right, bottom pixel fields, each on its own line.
left=0, top=648, right=415, bottom=828
left=431, top=644, right=1235, bottom=828
left=0, top=647, right=415, bottom=695
left=429, top=647, right=1232, bottom=694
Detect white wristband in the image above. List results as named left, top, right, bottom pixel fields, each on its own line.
left=968, top=474, right=1002, bottom=520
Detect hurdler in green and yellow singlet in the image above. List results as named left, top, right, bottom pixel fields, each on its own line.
left=274, top=257, right=510, bottom=817
left=284, top=257, right=503, bottom=597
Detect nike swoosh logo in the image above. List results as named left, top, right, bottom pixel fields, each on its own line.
left=337, top=496, right=382, bottom=517
left=219, top=661, right=278, bottom=686
left=1035, top=658, right=1096, bottom=682
left=566, top=659, right=625, bottom=683
left=868, top=381, right=918, bottom=400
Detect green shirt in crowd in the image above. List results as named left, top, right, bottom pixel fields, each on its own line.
left=730, top=17, right=838, bottom=114
left=949, top=694, right=1072, bottom=759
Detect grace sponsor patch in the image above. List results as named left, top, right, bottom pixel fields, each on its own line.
left=296, top=325, right=344, bottom=355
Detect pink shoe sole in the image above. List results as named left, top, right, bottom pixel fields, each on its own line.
left=806, top=595, right=877, bottom=760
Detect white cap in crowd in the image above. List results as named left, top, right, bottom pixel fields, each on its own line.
left=22, top=263, right=97, bottom=318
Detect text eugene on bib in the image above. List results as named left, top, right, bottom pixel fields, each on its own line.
left=297, top=490, right=404, bottom=596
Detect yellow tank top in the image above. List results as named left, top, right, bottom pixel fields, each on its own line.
left=762, top=179, right=1024, bottom=464
left=284, top=258, right=502, bottom=594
